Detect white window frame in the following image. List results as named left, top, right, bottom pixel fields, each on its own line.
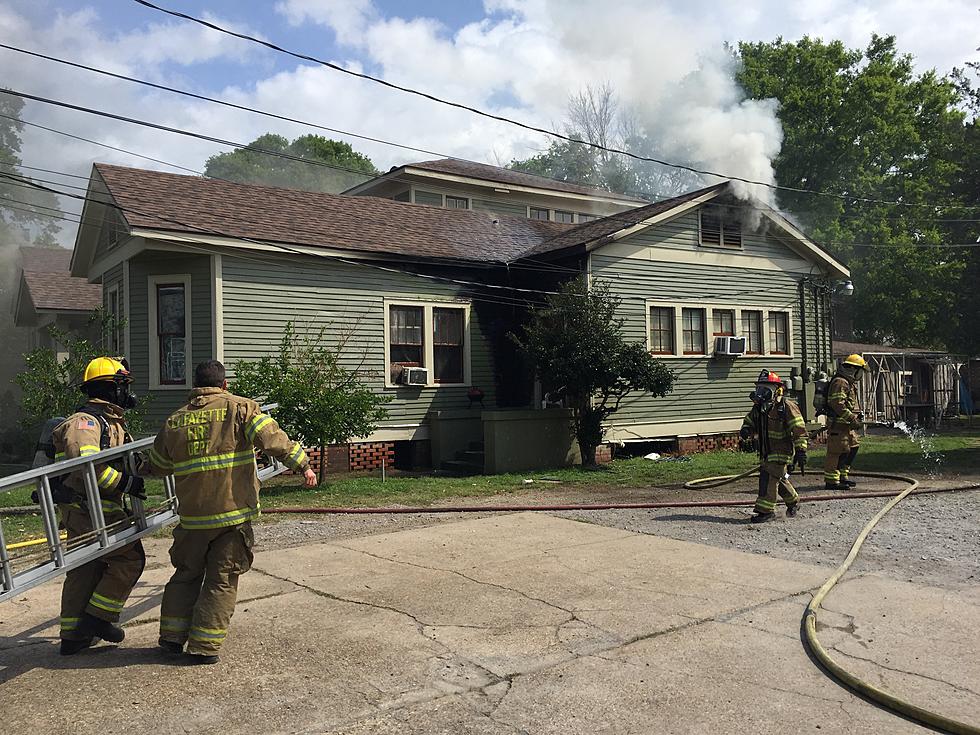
left=105, top=283, right=122, bottom=355
left=445, top=195, right=470, bottom=210
left=646, top=301, right=793, bottom=358
left=148, top=273, right=193, bottom=390
left=527, top=205, right=551, bottom=221
left=553, top=209, right=575, bottom=224
left=383, top=298, right=472, bottom=388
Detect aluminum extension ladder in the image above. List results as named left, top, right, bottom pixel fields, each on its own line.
left=0, top=404, right=286, bottom=603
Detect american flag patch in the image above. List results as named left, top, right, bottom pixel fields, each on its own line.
left=78, top=418, right=96, bottom=430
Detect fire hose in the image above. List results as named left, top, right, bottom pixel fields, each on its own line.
left=4, top=468, right=978, bottom=732
left=262, top=470, right=980, bottom=734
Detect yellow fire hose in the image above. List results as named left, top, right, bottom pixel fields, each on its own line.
left=686, top=467, right=980, bottom=735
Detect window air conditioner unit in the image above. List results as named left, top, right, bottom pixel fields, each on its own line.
left=399, top=367, right=429, bottom=385
left=714, top=336, right=747, bottom=357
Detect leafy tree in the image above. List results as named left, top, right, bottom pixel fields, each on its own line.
left=14, top=311, right=152, bottom=436
left=0, top=93, right=62, bottom=247
left=509, top=82, right=700, bottom=199
left=735, top=35, right=969, bottom=349
left=204, top=133, right=380, bottom=194
left=513, top=277, right=674, bottom=466
left=232, top=321, right=391, bottom=482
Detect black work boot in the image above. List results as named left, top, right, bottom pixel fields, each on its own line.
left=840, top=478, right=857, bottom=488
left=749, top=512, right=775, bottom=524
left=158, top=638, right=184, bottom=655
left=76, top=612, right=125, bottom=643
left=825, top=481, right=844, bottom=491
left=184, top=652, right=219, bottom=665
left=60, top=638, right=95, bottom=656
left=786, top=503, right=799, bottom=518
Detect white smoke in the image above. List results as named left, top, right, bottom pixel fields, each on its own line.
left=531, top=0, right=783, bottom=207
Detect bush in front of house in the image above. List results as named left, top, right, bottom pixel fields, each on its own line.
left=232, top=321, right=391, bottom=483
left=513, top=276, right=674, bottom=466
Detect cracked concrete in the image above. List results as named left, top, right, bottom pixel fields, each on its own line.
left=0, top=512, right=977, bottom=734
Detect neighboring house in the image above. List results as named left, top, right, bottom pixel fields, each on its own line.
left=12, top=246, right=103, bottom=361
left=69, top=161, right=848, bottom=467
left=345, top=158, right=647, bottom=222
left=833, top=341, right=964, bottom=427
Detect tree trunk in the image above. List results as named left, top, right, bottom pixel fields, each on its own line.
left=317, top=443, right=326, bottom=485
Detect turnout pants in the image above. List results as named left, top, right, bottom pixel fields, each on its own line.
left=754, top=462, right=800, bottom=516
left=159, top=521, right=254, bottom=655
left=824, top=429, right=861, bottom=485
left=59, top=505, right=146, bottom=640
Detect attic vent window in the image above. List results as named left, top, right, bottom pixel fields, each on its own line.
left=699, top=205, right=742, bottom=249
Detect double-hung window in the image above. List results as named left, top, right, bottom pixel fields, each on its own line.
left=769, top=311, right=789, bottom=355
left=105, top=285, right=122, bottom=355
left=149, top=274, right=192, bottom=388
left=388, top=302, right=469, bottom=386
left=649, top=306, right=675, bottom=355
left=682, top=308, right=706, bottom=355
left=712, top=308, right=735, bottom=337
left=389, top=305, right=424, bottom=371
left=741, top=310, right=763, bottom=355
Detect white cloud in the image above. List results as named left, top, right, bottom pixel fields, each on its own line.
left=2, top=0, right=978, bottom=246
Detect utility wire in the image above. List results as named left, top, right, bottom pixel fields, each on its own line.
left=129, top=0, right=980, bottom=211
left=5, top=44, right=980, bottom=225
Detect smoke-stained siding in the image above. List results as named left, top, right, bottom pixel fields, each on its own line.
left=220, top=256, right=497, bottom=428
left=590, top=210, right=830, bottom=435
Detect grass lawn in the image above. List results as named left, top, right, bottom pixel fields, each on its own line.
left=3, top=426, right=977, bottom=547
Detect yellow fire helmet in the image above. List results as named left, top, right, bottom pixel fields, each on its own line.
left=82, top=356, right=132, bottom=385
left=842, top=354, right=868, bottom=369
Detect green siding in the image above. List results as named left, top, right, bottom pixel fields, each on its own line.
left=413, top=190, right=443, bottom=207
left=592, top=212, right=830, bottom=432
left=127, top=252, right=213, bottom=429
left=220, top=256, right=496, bottom=427
left=473, top=199, right=526, bottom=217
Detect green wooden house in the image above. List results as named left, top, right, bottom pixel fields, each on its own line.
left=68, top=160, right=848, bottom=471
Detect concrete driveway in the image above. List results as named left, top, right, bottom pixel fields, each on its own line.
left=1, top=512, right=977, bottom=734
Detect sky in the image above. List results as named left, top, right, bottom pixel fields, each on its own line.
left=1, top=0, right=978, bottom=246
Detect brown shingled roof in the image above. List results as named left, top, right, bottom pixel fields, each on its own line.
left=20, top=245, right=73, bottom=272
left=524, top=183, right=728, bottom=258
left=21, top=270, right=102, bottom=312
left=405, top=159, right=649, bottom=202
left=95, top=164, right=570, bottom=263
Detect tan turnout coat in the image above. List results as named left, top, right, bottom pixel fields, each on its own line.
left=149, top=388, right=309, bottom=529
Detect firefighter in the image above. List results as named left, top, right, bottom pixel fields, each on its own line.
left=739, top=370, right=808, bottom=523
left=824, top=354, right=868, bottom=490
left=148, top=360, right=316, bottom=665
left=53, top=356, right=147, bottom=655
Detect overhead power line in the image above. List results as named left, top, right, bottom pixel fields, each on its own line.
left=129, top=0, right=980, bottom=211
left=7, top=43, right=980, bottom=224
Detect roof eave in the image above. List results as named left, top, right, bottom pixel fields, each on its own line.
left=71, top=166, right=123, bottom=279
left=761, top=209, right=850, bottom=279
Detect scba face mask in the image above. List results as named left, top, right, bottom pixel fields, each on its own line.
left=750, top=384, right=777, bottom=406
left=113, top=380, right=138, bottom=410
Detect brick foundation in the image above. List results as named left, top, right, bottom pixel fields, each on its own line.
left=594, top=444, right=613, bottom=464
left=676, top=432, right=741, bottom=455
left=348, top=441, right=396, bottom=471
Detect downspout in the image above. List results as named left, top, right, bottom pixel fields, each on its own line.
left=799, top=279, right=809, bottom=374
left=826, top=285, right=835, bottom=369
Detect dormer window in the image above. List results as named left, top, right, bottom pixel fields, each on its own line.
left=699, top=205, right=742, bottom=248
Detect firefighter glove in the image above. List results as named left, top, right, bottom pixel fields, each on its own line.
left=794, top=448, right=807, bottom=465
left=119, top=473, right=146, bottom=500
left=739, top=425, right=751, bottom=440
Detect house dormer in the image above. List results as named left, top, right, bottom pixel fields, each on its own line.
left=344, top=158, right=646, bottom=224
